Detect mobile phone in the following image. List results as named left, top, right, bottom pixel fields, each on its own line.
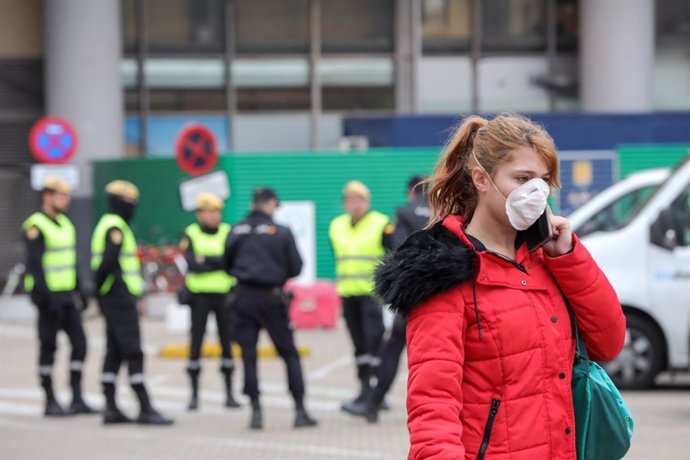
left=525, top=207, right=554, bottom=252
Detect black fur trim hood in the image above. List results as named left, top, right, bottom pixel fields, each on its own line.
left=374, top=222, right=476, bottom=317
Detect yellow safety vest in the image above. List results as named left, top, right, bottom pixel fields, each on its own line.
left=91, top=213, right=143, bottom=297
left=184, top=223, right=236, bottom=294
left=23, top=212, right=77, bottom=293
left=329, top=211, right=389, bottom=297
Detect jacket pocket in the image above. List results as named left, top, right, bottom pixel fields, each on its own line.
left=477, top=398, right=501, bottom=460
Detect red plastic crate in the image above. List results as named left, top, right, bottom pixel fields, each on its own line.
left=285, top=281, right=341, bottom=329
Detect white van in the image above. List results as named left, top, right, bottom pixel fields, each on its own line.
left=571, top=156, right=690, bottom=389
left=569, top=168, right=670, bottom=237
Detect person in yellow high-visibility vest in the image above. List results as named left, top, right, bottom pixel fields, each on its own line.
left=179, top=193, right=240, bottom=411
left=23, top=176, right=95, bottom=417
left=329, top=180, right=393, bottom=415
left=347, top=175, right=430, bottom=423
left=91, top=180, right=173, bottom=426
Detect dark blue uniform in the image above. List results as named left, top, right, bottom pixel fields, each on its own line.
left=223, top=210, right=305, bottom=401
left=369, top=193, right=430, bottom=421
left=378, top=196, right=430, bottom=393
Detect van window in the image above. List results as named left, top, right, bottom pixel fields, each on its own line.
left=578, top=185, right=658, bottom=237
left=670, top=186, right=690, bottom=246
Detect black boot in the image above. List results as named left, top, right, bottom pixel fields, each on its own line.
left=364, top=401, right=381, bottom=423
left=187, top=368, right=200, bottom=411
left=348, top=399, right=382, bottom=423
left=341, top=379, right=371, bottom=414
left=102, top=383, right=133, bottom=424
left=69, top=370, right=97, bottom=415
left=222, top=367, right=241, bottom=409
left=132, top=382, right=174, bottom=426
left=249, top=397, right=263, bottom=430
left=41, top=375, right=70, bottom=417
left=293, top=396, right=318, bottom=428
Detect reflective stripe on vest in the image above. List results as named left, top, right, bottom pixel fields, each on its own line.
left=184, top=223, right=236, bottom=294
left=91, top=214, right=143, bottom=296
left=22, top=213, right=77, bottom=293
left=328, top=211, right=388, bottom=297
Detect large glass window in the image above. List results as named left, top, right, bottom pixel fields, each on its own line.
left=237, top=88, right=310, bottom=111
left=320, top=57, right=394, bottom=110
left=655, top=0, right=690, bottom=110
left=556, top=0, right=578, bottom=51
left=321, top=0, right=394, bottom=53
left=148, top=89, right=226, bottom=112
left=236, top=0, right=310, bottom=55
left=657, top=0, right=690, bottom=47
left=481, top=0, right=546, bottom=52
left=122, top=0, right=138, bottom=54
left=422, top=0, right=472, bottom=54
left=146, top=0, right=224, bottom=54
left=322, top=87, right=394, bottom=111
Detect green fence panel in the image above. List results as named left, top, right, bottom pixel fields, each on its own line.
left=618, top=144, right=690, bottom=178
left=223, top=149, right=439, bottom=279
left=93, top=149, right=440, bottom=279
left=93, top=157, right=201, bottom=246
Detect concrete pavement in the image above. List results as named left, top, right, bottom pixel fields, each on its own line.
left=0, top=312, right=688, bottom=459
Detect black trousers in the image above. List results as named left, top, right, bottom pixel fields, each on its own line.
left=98, top=294, right=145, bottom=384
left=233, top=284, right=305, bottom=399
left=35, top=294, right=87, bottom=376
left=188, top=293, right=235, bottom=371
left=371, top=314, right=407, bottom=404
left=341, top=295, right=385, bottom=382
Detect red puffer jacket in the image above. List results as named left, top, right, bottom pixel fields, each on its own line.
left=375, top=215, right=626, bottom=460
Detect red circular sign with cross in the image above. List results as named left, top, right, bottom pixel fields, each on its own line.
left=29, top=116, right=78, bottom=164
left=175, top=124, right=218, bottom=176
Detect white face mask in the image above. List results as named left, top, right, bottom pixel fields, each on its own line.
left=503, top=178, right=550, bottom=230
left=473, top=152, right=550, bottom=230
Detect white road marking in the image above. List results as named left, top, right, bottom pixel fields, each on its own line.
left=308, top=355, right=353, bottom=381
left=193, top=436, right=385, bottom=459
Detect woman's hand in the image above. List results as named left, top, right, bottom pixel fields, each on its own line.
left=543, top=215, right=573, bottom=257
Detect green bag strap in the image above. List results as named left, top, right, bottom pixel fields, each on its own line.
left=566, top=301, right=591, bottom=374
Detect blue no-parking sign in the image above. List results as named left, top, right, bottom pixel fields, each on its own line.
left=29, top=116, right=78, bottom=164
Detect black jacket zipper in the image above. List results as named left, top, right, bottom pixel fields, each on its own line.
left=477, top=398, right=501, bottom=460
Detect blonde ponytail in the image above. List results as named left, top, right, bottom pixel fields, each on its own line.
left=425, top=116, right=488, bottom=226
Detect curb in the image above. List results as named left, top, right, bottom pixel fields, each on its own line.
left=159, top=342, right=311, bottom=359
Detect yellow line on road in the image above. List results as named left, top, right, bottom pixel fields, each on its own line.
left=159, top=342, right=311, bottom=359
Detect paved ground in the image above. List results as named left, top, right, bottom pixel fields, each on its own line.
left=0, top=312, right=688, bottom=460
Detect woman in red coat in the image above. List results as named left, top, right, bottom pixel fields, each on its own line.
left=375, top=114, right=626, bottom=459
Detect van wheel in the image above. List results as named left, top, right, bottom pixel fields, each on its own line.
left=601, top=315, right=665, bottom=389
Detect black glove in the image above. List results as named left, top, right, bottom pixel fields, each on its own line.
left=177, top=285, right=191, bottom=306
left=224, top=290, right=237, bottom=309
left=279, top=289, right=294, bottom=317
left=74, top=290, right=90, bottom=312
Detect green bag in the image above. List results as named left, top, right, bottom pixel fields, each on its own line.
left=571, top=319, right=634, bottom=460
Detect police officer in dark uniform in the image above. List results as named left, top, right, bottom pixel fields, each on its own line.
left=23, top=176, right=95, bottom=416
left=223, top=188, right=317, bottom=430
left=91, top=180, right=173, bottom=425
left=180, top=193, right=240, bottom=411
left=346, top=175, right=430, bottom=423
